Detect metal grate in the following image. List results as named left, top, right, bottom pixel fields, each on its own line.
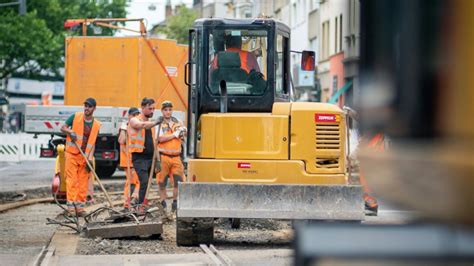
left=315, top=123, right=341, bottom=169
left=315, top=123, right=340, bottom=150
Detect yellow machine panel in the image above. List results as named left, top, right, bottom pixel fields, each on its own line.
left=188, top=159, right=347, bottom=184
left=289, top=102, right=346, bottom=174
left=64, top=37, right=188, bottom=111
left=197, top=113, right=289, bottom=159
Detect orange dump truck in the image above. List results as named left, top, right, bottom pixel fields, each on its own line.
left=25, top=19, right=188, bottom=182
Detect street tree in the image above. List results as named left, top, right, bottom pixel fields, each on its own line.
left=155, top=5, right=198, bottom=44
left=0, top=0, right=127, bottom=80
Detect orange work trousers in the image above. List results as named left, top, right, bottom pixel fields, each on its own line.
left=65, top=152, right=89, bottom=212
left=156, top=155, right=185, bottom=187
left=124, top=167, right=140, bottom=207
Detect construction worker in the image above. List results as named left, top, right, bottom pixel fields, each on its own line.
left=156, top=100, right=186, bottom=213
left=360, top=133, right=384, bottom=215
left=60, top=98, right=101, bottom=216
left=118, top=107, right=141, bottom=209
left=129, top=98, right=160, bottom=207
left=344, top=106, right=380, bottom=215
left=211, top=34, right=260, bottom=74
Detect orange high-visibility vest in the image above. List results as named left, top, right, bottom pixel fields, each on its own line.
left=65, top=112, right=101, bottom=158
left=158, top=118, right=183, bottom=156
left=129, top=114, right=155, bottom=153
left=211, top=48, right=260, bottom=74
left=226, top=48, right=259, bottom=73
left=367, top=133, right=385, bottom=152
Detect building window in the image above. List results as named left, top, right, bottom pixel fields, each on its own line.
left=310, top=37, right=318, bottom=63
left=310, top=0, right=319, bottom=11
left=335, top=17, right=338, bottom=53
left=352, top=0, right=356, bottom=32
left=297, top=0, right=305, bottom=24
left=339, top=14, right=343, bottom=52
left=321, top=21, right=330, bottom=60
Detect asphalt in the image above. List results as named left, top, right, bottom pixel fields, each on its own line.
left=0, top=160, right=56, bottom=192
left=0, top=160, right=127, bottom=193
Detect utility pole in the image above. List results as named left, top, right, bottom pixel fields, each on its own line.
left=0, top=0, right=26, bottom=15
left=19, top=0, right=26, bottom=15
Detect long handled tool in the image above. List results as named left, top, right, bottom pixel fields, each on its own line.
left=124, top=131, right=133, bottom=204
left=143, top=123, right=168, bottom=217
left=143, top=148, right=157, bottom=203
left=144, top=122, right=162, bottom=201
left=73, top=141, right=114, bottom=208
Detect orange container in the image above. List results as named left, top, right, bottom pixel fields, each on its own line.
left=64, top=36, right=188, bottom=112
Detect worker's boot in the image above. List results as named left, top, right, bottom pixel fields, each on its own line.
left=161, top=200, right=167, bottom=212
left=130, top=197, right=138, bottom=207
left=364, top=193, right=378, bottom=216
left=86, top=195, right=95, bottom=206
left=171, top=200, right=177, bottom=213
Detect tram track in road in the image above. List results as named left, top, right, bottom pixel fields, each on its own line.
left=200, top=244, right=234, bottom=266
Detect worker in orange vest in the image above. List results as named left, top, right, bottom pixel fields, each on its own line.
left=210, top=34, right=260, bottom=74
left=360, top=133, right=384, bottom=215
left=156, top=101, right=186, bottom=213
left=118, top=107, right=141, bottom=209
left=129, top=98, right=160, bottom=207
left=344, top=106, right=380, bottom=215
left=60, top=98, right=101, bottom=216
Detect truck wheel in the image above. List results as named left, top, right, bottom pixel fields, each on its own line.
left=176, top=217, right=214, bottom=246
left=95, top=165, right=116, bottom=178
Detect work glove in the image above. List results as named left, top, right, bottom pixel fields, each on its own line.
left=172, top=130, right=180, bottom=138
left=120, top=121, right=127, bottom=131
left=69, top=131, right=77, bottom=142
left=86, top=160, right=94, bottom=173
left=177, top=127, right=187, bottom=138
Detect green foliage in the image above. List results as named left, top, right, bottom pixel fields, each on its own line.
left=157, top=5, right=197, bottom=44
left=0, top=0, right=128, bottom=80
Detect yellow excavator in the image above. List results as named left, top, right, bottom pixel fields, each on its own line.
left=177, top=18, right=364, bottom=245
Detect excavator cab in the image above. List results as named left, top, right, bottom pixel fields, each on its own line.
left=179, top=18, right=363, bottom=246
left=186, top=18, right=291, bottom=155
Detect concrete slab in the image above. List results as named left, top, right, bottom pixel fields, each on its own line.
left=221, top=248, right=293, bottom=266
left=52, top=253, right=215, bottom=266
left=0, top=254, right=36, bottom=266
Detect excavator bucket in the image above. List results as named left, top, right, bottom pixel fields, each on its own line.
left=178, top=183, right=365, bottom=221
